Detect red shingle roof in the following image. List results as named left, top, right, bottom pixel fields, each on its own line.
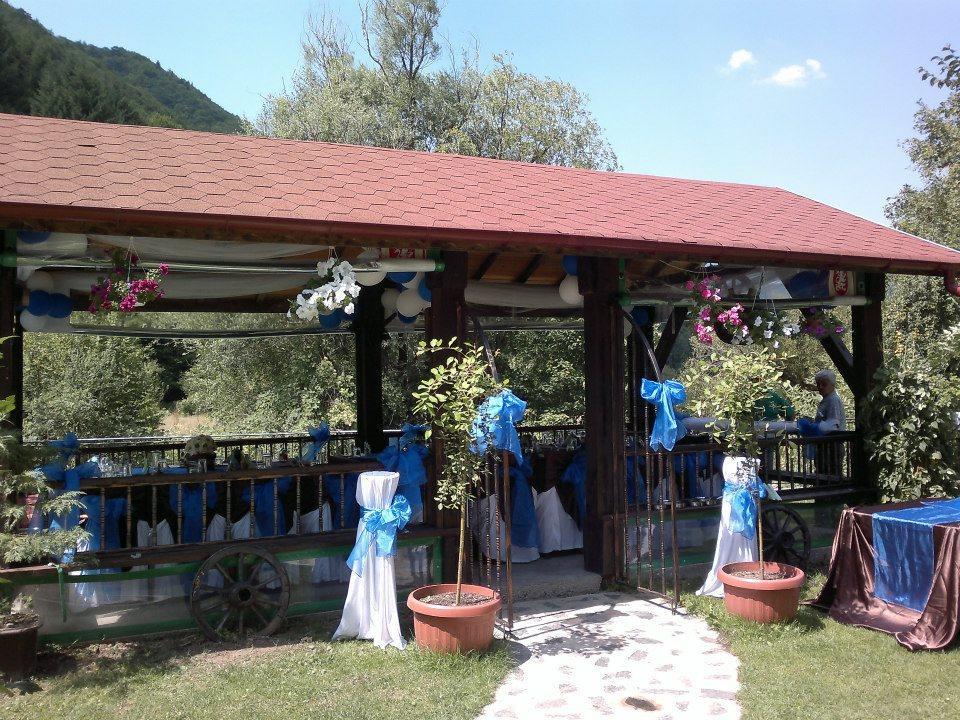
left=1, top=113, right=957, bottom=273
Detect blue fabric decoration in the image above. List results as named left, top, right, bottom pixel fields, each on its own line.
left=872, top=498, right=960, bottom=612
left=722, top=475, right=767, bottom=540
left=168, top=483, right=219, bottom=543
left=377, top=424, right=429, bottom=513
left=40, top=434, right=101, bottom=532
left=240, top=475, right=292, bottom=536
left=28, top=290, right=51, bottom=316
left=562, top=255, right=579, bottom=276
left=49, top=293, right=73, bottom=319
left=784, top=269, right=829, bottom=299
left=796, top=418, right=823, bottom=460
left=18, top=230, right=51, bottom=244
left=324, top=473, right=361, bottom=528
left=417, top=280, right=432, bottom=302
left=506, top=455, right=539, bottom=548
left=302, top=423, right=330, bottom=462
left=560, top=449, right=586, bottom=529
left=471, top=390, right=527, bottom=463
left=387, top=271, right=415, bottom=284
left=346, top=495, right=412, bottom=576
left=75, top=494, right=126, bottom=603
left=640, top=378, right=688, bottom=451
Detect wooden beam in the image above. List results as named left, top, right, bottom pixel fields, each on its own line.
left=654, top=306, right=688, bottom=371
left=355, top=284, right=387, bottom=453
left=0, top=230, right=23, bottom=430
left=472, top=252, right=499, bottom=281
left=850, top=273, right=885, bottom=489
left=424, top=251, right=469, bottom=581
left=514, top=254, right=544, bottom=284
left=579, top=257, right=625, bottom=579
left=818, top=332, right=856, bottom=391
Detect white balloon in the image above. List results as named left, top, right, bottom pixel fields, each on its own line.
left=381, top=287, right=400, bottom=317
left=396, top=288, right=426, bottom=317
left=622, top=317, right=634, bottom=336
left=19, top=310, right=48, bottom=332
left=401, top=271, right=424, bottom=289
left=356, top=270, right=386, bottom=287
left=26, top=270, right=55, bottom=292
left=558, top=274, right=582, bottom=305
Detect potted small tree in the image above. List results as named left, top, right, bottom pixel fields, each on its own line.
left=0, top=399, right=86, bottom=683
left=686, top=349, right=806, bottom=623
left=406, top=339, right=503, bottom=652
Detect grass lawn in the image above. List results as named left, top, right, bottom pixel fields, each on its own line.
left=0, top=615, right=513, bottom=720
left=683, top=572, right=960, bottom=720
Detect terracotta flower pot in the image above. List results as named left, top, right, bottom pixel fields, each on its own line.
left=718, top=561, right=805, bottom=623
left=0, top=616, right=42, bottom=681
left=407, top=583, right=501, bottom=653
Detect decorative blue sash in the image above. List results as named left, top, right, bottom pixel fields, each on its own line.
left=722, top=476, right=767, bottom=540
left=40, top=434, right=102, bottom=533
left=560, top=449, right=587, bottom=529
left=471, top=390, right=527, bottom=463
left=346, top=495, right=412, bottom=576
left=302, top=423, right=330, bottom=461
left=324, top=473, right=361, bottom=528
left=240, top=475, right=292, bottom=536
left=506, top=455, right=539, bottom=549
left=640, top=379, right=688, bottom=451
left=873, top=498, right=960, bottom=612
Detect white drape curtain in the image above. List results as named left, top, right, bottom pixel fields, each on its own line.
left=332, top=471, right=406, bottom=650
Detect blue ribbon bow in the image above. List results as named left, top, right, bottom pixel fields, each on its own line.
left=302, top=423, right=330, bottom=461
left=640, top=379, right=688, bottom=452
left=471, top=390, right=527, bottom=463
left=377, top=423, right=429, bottom=513
left=346, top=495, right=412, bottom=576
left=722, top=476, right=767, bottom=540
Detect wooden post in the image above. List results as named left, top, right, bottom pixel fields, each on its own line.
left=850, top=272, right=885, bottom=487
left=0, top=229, right=23, bottom=431
left=354, top=284, right=387, bottom=453
left=579, top=257, right=626, bottom=579
left=424, top=251, right=468, bottom=581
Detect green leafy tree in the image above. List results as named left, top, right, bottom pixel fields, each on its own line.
left=862, top=359, right=959, bottom=501
left=885, top=49, right=960, bottom=368
left=23, top=334, right=164, bottom=439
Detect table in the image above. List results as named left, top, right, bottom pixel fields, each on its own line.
left=810, top=499, right=960, bottom=651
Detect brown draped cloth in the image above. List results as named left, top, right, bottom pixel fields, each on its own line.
left=809, top=500, right=960, bottom=651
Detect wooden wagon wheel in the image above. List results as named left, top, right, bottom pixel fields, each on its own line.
left=190, top=544, right=290, bottom=642
left=761, top=503, right=811, bottom=570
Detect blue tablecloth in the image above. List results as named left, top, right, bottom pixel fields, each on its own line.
left=873, top=497, right=960, bottom=611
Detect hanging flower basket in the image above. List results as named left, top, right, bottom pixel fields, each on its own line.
left=88, top=249, right=168, bottom=313
left=290, top=257, right=361, bottom=321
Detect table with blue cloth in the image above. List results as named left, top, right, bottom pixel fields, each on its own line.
left=811, top=498, right=960, bottom=650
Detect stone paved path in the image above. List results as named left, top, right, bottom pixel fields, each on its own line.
left=477, top=591, right=740, bottom=720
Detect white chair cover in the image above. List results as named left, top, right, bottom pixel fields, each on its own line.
left=332, top=471, right=405, bottom=650
left=534, top=486, right=582, bottom=553
left=697, top=456, right=758, bottom=597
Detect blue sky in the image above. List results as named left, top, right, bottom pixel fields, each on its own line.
left=10, top=0, right=959, bottom=224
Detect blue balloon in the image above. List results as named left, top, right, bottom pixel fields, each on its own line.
left=630, top=306, right=650, bottom=327
left=48, top=293, right=73, bottom=319
left=387, top=271, right=416, bottom=284
left=396, top=312, right=417, bottom=325
left=17, top=230, right=51, bottom=244
left=562, top=255, right=579, bottom=276
left=28, top=290, right=51, bottom=316
left=417, top=280, right=432, bottom=302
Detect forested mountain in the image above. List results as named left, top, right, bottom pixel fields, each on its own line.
left=0, top=1, right=239, bottom=132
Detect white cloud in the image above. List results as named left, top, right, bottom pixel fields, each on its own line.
left=727, top=49, right=755, bottom=70
left=766, top=58, right=825, bottom=86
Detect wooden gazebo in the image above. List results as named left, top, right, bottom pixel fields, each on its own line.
left=2, top=112, right=960, bottom=638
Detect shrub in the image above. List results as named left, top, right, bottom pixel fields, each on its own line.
left=862, top=359, right=959, bottom=501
